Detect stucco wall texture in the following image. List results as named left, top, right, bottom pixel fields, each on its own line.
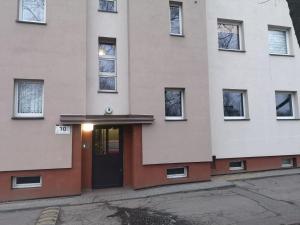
left=128, top=0, right=212, bottom=165
left=207, top=0, right=300, bottom=159
left=0, top=0, right=86, bottom=171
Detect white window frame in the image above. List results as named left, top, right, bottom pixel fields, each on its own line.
left=167, top=167, right=188, bottom=179
left=99, top=0, right=117, bottom=12
left=165, top=88, right=185, bottom=121
left=14, top=79, right=44, bottom=118
left=12, top=176, right=42, bottom=189
left=217, top=19, right=244, bottom=51
left=268, top=26, right=291, bottom=56
left=281, top=158, right=294, bottom=168
left=169, top=2, right=183, bottom=36
left=229, top=161, right=245, bottom=171
left=223, top=90, right=247, bottom=120
left=18, top=0, right=47, bottom=24
left=275, top=91, right=296, bottom=120
left=99, top=39, right=117, bottom=93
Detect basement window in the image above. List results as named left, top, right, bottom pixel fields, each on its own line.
left=12, top=176, right=42, bottom=189
left=281, top=158, right=294, bottom=168
left=167, top=167, right=188, bottom=179
left=229, top=161, right=245, bottom=171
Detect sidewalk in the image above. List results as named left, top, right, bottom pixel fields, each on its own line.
left=1, top=168, right=300, bottom=212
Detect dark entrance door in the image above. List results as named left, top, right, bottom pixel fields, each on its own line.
left=92, top=126, right=123, bottom=188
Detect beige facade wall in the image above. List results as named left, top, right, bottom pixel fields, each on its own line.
left=207, top=0, right=300, bottom=158
left=128, top=0, right=212, bottom=164
left=0, top=0, right=86, bottom=171
left=86, top=0, right=129, bottom=115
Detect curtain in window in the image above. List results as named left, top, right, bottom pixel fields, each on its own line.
left=269, top=30, right=288, bottom=54
left=22, top=0, right=45, bottom=22
left=18, top=80, right=43, bottom=114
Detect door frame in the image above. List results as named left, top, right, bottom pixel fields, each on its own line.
left=92, top=125, right=124, bottom=189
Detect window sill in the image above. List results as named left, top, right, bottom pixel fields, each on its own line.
left=224, top=118, right=250, bottom=121
left=98, top=9, right=118, bottom=13
left=16, top=20, right=47, bottom=25
left=219, top=48, right=246, bottom=53
left=269, top=53, right=295, bottom=57
left=170, top=34, right=185, bottom=37
left=12, top=117, right=44, bottom=120
left=98, top=90, right=118, bottom=94
left=165, top=118, right=187, bottom=122
left=277, top=118, right=300, bottom=121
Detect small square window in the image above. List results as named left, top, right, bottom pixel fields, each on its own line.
left=281, top=158, right=294, bottom=168
left=218, top=19, right=243, bottom=50
left=12, top=176, right=42, bottom=189
left=167, top=167, right=188, bottom=179
left=99, top=38, right=117, bottom=92
left=169, top=2, right=183, bottom=36
left=268, top=26, right=291, bottom=55
left=18, top=0, right=46, bottom=23
left=165, top=89, right=185, bottom=120
left=275, top=91, right=296, bottom=119
left=14, top=79, right=44, bottom=118
left=229, top=161, right=245, bottom=171
left=99, top=0, right=117, bottom=12
left=223, top=90, right=247, bottom=119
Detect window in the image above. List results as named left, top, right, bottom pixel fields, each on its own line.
left=281, top=158, right=294, bottom=168
left=169, top=2, right=183, bottom=36
left=268, top=26, right=290, bottom=55
left=223, top=90, right=247, bottom=119
left=99, top=0, right=117, bottom=12
left=229, top=161, right=245, bottom=171
left=165, top=89, right=184, bottom=120
left=275, top=91, right=296, bottom=119
left=167, top=167, right=188, bottom=179
left=218, top=19, right=243, bottom=50
left=18, top=0, right=46, bottom=23
left=14, top=80, right=44, bottom=118
left=99, top=38, right=117, bottom=92
left=12, top=176, right=42, bottom=189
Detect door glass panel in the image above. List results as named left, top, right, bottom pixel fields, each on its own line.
left=108, top=128, right=119, bottom=154
left=94, top=128, right=107, bottom=156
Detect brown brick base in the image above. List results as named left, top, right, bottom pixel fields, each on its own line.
left=212, top=155, right=300, bottom=175
left=0, top=125, right=82, bottom=203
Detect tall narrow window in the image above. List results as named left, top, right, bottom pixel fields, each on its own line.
left=14, top=80, right=44, bottom=118
left=169, top=2, right=183, bottom=36
left=268, top=26, right=290, bottom=55
left=18, top=0, right=46, bottom=23
left=165, top=89, right=184, bottom=120
left=99, top=0, right=117, bottom=12
left=218, top=20, right=243, bottom=50
left=275, top=91, right=296, bottom=118
left=223, top=90, right=247, bottom=119
left=99, top=38, right=117, bottom=92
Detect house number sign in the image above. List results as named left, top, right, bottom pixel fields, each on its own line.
left=55, top=125, right=71, bottom=135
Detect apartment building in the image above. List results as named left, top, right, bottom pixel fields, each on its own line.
left=0, top=0, right=299, bottom=202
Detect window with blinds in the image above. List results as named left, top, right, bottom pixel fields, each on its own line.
left=14, top=79, right=44, bottom=118
left=268, top=27, right=289, bottom=55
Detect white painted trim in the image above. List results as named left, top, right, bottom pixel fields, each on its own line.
left=165, top=89, right=185, bottom=120
left=14, top=80, right=44, bottom=118
left=167, top=167, right=187, bottom=179
left=217, top=19, right=244, bottom=51
left=223, top=90, right=247, bottom=120
left=229, top=161, right=244, bottom=171
left=18, top=0, right=47, bottom=24
left=275, top=91, right=296, bottom=119
left=169, top=3, right=183, bottom=36
left=12, top=176, right=42, bottom=189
